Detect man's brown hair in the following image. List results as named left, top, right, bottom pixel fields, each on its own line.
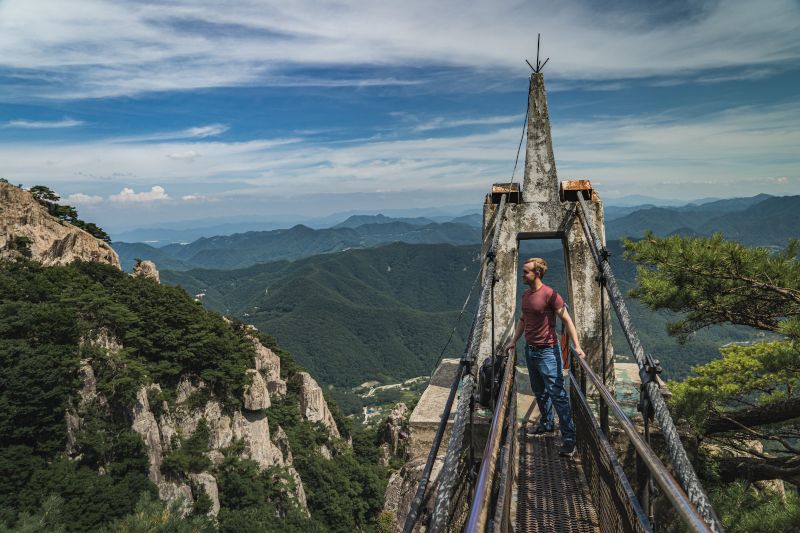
left=525, top=257, right=548, bottom=278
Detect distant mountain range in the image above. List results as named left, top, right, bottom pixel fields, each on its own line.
left=605, top=194, right=798, bottom=244
left=115, top=218, right=481, bottom=271
left=115, top=194, right=798, bottom=272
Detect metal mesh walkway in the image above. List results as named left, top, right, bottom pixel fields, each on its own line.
left=516, top=432, right=601, bottom=532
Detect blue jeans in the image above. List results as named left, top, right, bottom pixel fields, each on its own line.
left=524, top=344, right=575, bottom=444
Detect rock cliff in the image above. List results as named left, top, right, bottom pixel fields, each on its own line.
left=0, top=182, right=120, bottom=268
left=292, top=371, right=341, bottom=438
left=67, top=319, right=325, bottom=517
left=379, top=403, right=409, bottom=466
left=2, top=181, right=349, bottom=522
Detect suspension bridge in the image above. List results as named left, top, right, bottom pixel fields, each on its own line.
left=392, top=72, right=725, bottom=533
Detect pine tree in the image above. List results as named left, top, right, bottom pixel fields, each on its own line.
left=625, top=233, right=800, bottom=485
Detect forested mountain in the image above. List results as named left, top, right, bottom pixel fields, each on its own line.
left=0, top=183, right=389, bottom=532
left=162, top=240, right=761, bottom=392
left=116, top=220, right=480, bottom=271
left=164, top=243, right=480, bottom=387
left=332, top=214, right=436, bottom=228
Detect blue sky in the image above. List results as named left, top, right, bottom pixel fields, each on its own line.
left=0, top=0, right=798, bottom=232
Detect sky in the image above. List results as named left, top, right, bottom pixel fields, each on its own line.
left=0, top=0, right=799, bottom=233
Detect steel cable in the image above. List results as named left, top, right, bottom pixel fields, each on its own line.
left=575, top=196, right=724, bottom=533
left=429, top=375, right=476, bottom=532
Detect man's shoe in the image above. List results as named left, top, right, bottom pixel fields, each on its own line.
left=559, top=441, right=576, bottom=457
left=526, top=424, right=554, bottom=436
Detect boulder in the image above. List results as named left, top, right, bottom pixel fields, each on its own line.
left=133, top=259, right=160, bottom=283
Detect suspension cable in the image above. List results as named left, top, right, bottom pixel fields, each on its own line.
left=575, top=195, right=724, bottom=533
left=431, top=204, right=503, bottom=372
left=510, top=93, right=530, bottom=182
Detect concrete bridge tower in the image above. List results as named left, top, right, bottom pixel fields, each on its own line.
left=478, top=71, right=614, bottom=387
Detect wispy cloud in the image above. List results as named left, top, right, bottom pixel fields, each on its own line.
left=0, top=100, right=797, bottom=214
left=409, top=114, right=522, bottom=132
left=166, top=150, right=202, bottom=162
left=0, top=1, right=798, bottom=98
left=3, top=118, right=84, bottom=128
left=109, top=186, right=170, bottom=203
left=110, top=124, right=229, bottom=143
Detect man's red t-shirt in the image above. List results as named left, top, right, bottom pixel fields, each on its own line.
left=521, top=284, right=564, bottom=346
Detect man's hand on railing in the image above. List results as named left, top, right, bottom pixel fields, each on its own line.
left=572, top=346, right=586, bottom=359
left=504, top=341, right=515, bottom=355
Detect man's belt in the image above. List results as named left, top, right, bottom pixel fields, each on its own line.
left=526, top=342, right=558, bottom=350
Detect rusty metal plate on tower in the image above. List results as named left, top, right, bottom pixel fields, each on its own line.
left=490, top=182, right=521, bottom=204
left=559, top=180, right=593, bottom=202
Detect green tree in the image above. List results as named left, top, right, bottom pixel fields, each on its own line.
left=29, top=185, right=60, bottom=203
left=107, top=492, right=214, bottom=533
left=625, top=233, right=800, bottom=485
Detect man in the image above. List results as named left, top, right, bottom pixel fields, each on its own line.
left=505, top=257, right=585, bottom=457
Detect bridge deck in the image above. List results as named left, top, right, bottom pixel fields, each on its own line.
left=516, top=432, right=600, bottom=532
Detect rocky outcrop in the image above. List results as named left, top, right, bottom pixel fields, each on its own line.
left=272, top=426, right=308, bottom=508
left=244, top=369, right=270, bottom=410
left=127, top=377, right=306, bottom=514
left=66, top=332, right=117, bottom=456
left=383, top=456, right=444, bottom=532
left=189, top=472, right=221, bottom=517
left=0, top=182, right=119, bottom=268
left=380, top=403, right=409, bottom=464
left=292, top=372, right=341, bottom=438
left=251, top=337, right=287, bottom=396
left=133, top=259, right=160, bottom=283
left=67, top=330, right=310, bottom=515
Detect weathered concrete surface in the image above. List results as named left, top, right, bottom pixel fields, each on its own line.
left=407, top=359, right=491, bottom=459
left=522, top=72, right=560, bottom=205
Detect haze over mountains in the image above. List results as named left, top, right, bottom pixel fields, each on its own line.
left=118, top=194, right=799, bottom=272
left=116, top=217, right=482, bottom=271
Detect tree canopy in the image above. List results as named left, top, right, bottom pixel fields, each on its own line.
left=625, top=233, right=800, bottom=488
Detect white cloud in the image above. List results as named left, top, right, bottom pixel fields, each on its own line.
left=65, top=192, right=103, bottom=204
left=3, top=118, right=84, bottom=128
left=180, top=194, right=212, bottom=201
left=109, top=186, right=170, bottom=203
left=183, top=124, right=228, bottom=138
left=167, top=150, right=202, bottom=162
left=0, top=1, right=798, bottom=98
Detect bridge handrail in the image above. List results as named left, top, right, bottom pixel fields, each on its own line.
left=465, top=346, right=517, bottom=532
left=402, top=194, right=509, bottom=532
left=570, top=349, right=712, bottom=533
left=575, top=195, right=724, bottom=533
